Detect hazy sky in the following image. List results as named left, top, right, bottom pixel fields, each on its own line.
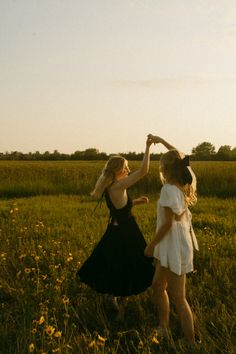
left=1, top=0, right=236, bottom=154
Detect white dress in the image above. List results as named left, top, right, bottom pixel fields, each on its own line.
left=153, top=184, right=199, bottom=275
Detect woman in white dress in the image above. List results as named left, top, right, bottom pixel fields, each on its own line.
left=145, top=137, right=198, bottom=346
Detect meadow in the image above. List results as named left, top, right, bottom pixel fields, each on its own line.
left=0, top=161, right=235, bottom=353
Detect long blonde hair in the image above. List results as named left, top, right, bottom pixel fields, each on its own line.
left=160, top=150, right=197, bottom=206
left=91, top=156, right=127, bottom=198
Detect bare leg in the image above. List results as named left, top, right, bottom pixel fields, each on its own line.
left=167, top=271, right=195, bottom=345
left=152, top=261, right=169, bottom=334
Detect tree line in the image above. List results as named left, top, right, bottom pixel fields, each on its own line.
left=0, top=142, right=235, bottom=161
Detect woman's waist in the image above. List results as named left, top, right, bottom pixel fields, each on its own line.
left=110, top=214, right=134, bottom=225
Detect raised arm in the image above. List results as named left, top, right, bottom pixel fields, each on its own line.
left=113, top=136, right=153, bottom=190
left=148, top=134, right=176, bottom=151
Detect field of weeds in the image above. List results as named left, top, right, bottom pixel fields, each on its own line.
left=0, top=161, right=235, bottom=353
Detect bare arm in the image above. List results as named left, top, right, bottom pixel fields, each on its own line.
left=132, top=196, right=149, bottom=206
left=148, top=134, right=176, bottom=151
left=113, top=136, right=153, bottom=190
left=144, top=207, right=174, bottom=257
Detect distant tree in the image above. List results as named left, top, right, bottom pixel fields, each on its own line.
left=216, top=145, right=231, bottom=160
left=52, top=150, right=61, bottom=160
left=231, top=147, right=236, bottom=160
left=43, top=151, right=51, bottom=160
left=123, top=152, right=139, bottom=160
left=84, top=148, right=99, bottom=160
left=34, top=151, right=41, bottom=160
left=192, top=142, right=216, bottom=160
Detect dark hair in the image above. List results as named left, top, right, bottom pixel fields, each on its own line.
left=173, top=156, right=193, bottom=185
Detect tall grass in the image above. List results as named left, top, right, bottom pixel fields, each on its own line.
left=0, top=161, right=235, bottom=198
left=0, top=194, right=235, bottom=353
left=0, top=161, right=235, bottom=352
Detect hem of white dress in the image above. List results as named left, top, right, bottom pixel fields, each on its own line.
left=154, top=256, right=193, bottom=275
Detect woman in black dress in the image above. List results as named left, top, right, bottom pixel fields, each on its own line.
left=77, top=135, right=174, bottom=319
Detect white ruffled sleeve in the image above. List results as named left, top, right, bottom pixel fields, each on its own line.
left=159, top=184, right=185, bottom=215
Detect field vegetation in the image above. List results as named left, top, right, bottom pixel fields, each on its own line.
left=0, top=161, right=235, bottom=353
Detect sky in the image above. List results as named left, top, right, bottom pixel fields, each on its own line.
left=1, top=0, right=236, bottom=155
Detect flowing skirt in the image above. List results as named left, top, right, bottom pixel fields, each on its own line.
left=77, top=217, right=154, bottom=296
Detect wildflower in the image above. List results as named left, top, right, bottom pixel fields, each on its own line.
left=66, top=253, right=73, bottom=262
left=97, top=334, right=106, bottom=346
left=0, top=253, right=7, bottom=262
left=54, top=331, right=62, bottom=338
left=24, top=268, right=31, bottom=274
left=151, top=335, right=160, bottom=345
left=35, top=256, right=40, bottom=262
left=45, top=325, right=55, bottom=336
left=62, top=295, right=69, bottom=305
left=38, top=315, right=45, bottom=325
left=19, top=254, right=26, bottom=260
left=31, top=328, right=37, bottom=334
left=88, top=340, right=96, bottom=348
left=28, top=343, right=35, bottom=352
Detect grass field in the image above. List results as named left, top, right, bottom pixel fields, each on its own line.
left=0, top=161, right=236, bottom=353
left=0, top=161, right=235, bottom=198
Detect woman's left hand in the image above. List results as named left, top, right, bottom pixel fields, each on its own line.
left=133, top=196, right=149, bottom=205
left=139, top=196, right=149, bottom=204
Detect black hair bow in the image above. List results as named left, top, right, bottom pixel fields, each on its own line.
left=181, top=155, right=190, bottom=167
left=174, top=156, right=192, bottom=184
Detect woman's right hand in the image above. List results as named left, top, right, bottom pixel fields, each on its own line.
left=148, top=134, right=163, bottom=144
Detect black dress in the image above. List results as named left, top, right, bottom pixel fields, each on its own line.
left=77, top=191, right=154, bottom=296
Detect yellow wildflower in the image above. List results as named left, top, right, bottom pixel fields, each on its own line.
left=151, top=335, right=160, bottom=345
left=88, top=340, right=96, bottom=348
left=66, top=253, right=73, bottom=262
left=24, top=268, right=31, bottom=274
left=45, top=325, right=55, bottom=336
left=54, top=331, right=62, bottom=338
left=28, top=343, right=35, bottom=352
left=19, top=254, right=26, bottom=260
left=62, top=295, right=69, bottom=305
left=38, top=315, right=45, bottom=325
left=97, top=334, right=107, bottom=346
